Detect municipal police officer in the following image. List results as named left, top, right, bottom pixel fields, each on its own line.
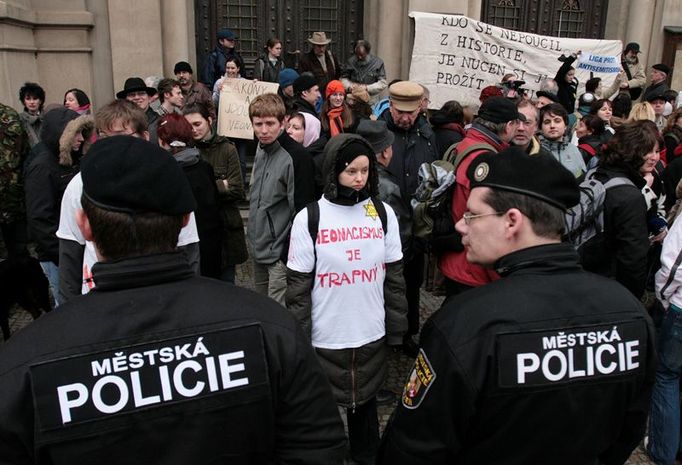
left=0, top=136, right=346, bottom=464
left=378, top=146, right=655, bottom=465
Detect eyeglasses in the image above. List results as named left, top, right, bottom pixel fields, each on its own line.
left=461, top=211, right=503, bottom=224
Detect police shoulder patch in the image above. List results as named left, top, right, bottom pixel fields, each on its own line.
left=401, top=349, right=436, bottom=409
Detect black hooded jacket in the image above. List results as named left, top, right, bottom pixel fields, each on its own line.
left=24, top=108, right=83, bottom=263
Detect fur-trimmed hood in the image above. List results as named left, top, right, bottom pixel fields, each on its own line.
left=59, top=114, right=95, bottom=166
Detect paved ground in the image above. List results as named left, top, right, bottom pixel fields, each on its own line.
left=2, top=258, right=662, bottom=463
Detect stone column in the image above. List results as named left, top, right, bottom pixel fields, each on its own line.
left=625, top=0, right=656, bottom=66
left=161, top=0, right=195, bottom=77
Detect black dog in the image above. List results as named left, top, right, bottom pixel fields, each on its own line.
left=0, top=256, right=51, bottom=340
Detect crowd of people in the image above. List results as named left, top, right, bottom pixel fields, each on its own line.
left=0, top=27, right=681, bottom=464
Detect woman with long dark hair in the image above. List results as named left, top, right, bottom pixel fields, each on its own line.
left=183, top=102, right=247, bottom=282
left=579, top=120, right=660, bottom=298
left=157, top=113, right=223, bottom=278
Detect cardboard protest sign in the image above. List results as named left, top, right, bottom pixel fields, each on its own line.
left=217, top=79, right=280, bottom=139
left=409, top=12, right=623, bottom=108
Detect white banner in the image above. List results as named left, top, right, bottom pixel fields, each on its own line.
left=217, top=79, right=280, bottom=139
left=408, top=12, right=623, bottom=108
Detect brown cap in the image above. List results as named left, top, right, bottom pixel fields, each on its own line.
left=389, top=81, right=423, bottom=112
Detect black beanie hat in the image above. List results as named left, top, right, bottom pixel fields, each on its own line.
left=468, top=146, right=579, bottom=210
left=335, top=141, right=370, bottom=175
left=478, top=96, right=520, bottom=124
left=174, top=61, right=193, bottom=74
left=293, top=74, right=318, bottom=94
left=82, top=136, right=197, bottom=215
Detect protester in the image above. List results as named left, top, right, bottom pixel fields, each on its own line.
left=340, top=39, right=387, bottom=105
left=183, top=102, right=247, bottom=283
left=25, top=107, right=93, bottom=306
left=321, top=79, right=356, bottom=137
left=618, top=42, right=647, bottom=100
left=298, top=31, right=340, bottom=93
left=641, top=63, right=671, bottom=103
left=381, top=81, right=438, bottom=354
left=286, top=111, right=321, bottom=148
left=116, top=77, right=161, bottom=125
left=0, top=136, right=347, bottom=464
left=663, top=107, right=682, bottom=161
left=538, top=103, right=586, bottom=179
left=247, top=93, right=315, bottom=305
left=149, top=78, right=185, bottom=144
left=292, top=73, right=321, bottom=117
left=555, top=51, right=580, bottom=113
left=174, top=61, right=214, bottom=117
left=201, top=28, right=244, bottom=88
left=629, top=101, right=657, bottom=123
left=430, top=100, right=466, bottom=158
left=157, top=114, right=222, bottom=279
left=512, top=99, right=548, bottom=156
left=438, top=96, right=519, bottom=297
left=277, top=68, right=299, bottom=111
left=580, top=120, right=658, bottom=298
left=575, top=114, right=607, bottom=166
left=253, top=37, right=285, bottom=83
left=286, top=133, right=407, bottom=465
left=650, top=209, right=682, bottom=464
left=378, top=147, right=655, bottom=465
left=212, top=57, right=243, bottom=106
left=0, top=102, right=29, bottom=259
left=646, top=91, right=669, bottom=132
left=18, top=82, right=45, bottom=147
left=612, top=92, right=633, bottom=130
left=589, top=98, right=615, bottom=135
left=63, top=88, right=91, bottom=115
left=346, top=86, right=375, bottom=120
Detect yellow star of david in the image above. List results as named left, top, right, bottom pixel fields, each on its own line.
left=364, top=202, right=379, bottom=220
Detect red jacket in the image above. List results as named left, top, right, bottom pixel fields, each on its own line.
left=439, top=126, right=507, bottom=287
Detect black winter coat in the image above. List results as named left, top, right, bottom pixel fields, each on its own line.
left=175, top=148, right=223, bottom=279
left=579, top=167, right=649, bottom=298
left=379, top=243, right=655, bottom=465
left=381, top=112, right=438, bottom=197
left=555, top=54, right=578, bottom=113
left=0, top=253, right=346, bottom=464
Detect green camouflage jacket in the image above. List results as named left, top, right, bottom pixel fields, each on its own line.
left=0, top=103, right=28, bottom=222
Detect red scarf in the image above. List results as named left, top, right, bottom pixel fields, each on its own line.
left=327, top=106, right=345, bottom=137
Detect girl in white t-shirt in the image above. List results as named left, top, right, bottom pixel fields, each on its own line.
left=286, top=134, right=407, bottom=465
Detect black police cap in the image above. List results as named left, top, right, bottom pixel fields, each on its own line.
left=468, top=146, right=580, bottom=210
left=81, top=136, right=197, bottom=215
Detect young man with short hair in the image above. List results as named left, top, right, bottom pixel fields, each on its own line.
left=247, top=93, right=316, bottom=305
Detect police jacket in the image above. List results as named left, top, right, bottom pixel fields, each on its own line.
left=0, top=252, right=346, bottom=464
left=379, top=243, right=655, bottom=465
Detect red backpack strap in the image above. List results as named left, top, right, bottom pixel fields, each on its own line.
left=578, top=143, right=597, bottom=157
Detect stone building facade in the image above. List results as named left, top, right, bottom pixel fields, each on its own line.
left=1, top=0, right=681, bottom=111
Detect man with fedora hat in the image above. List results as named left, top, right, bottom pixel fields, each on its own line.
left=616, top=42, right=647, bottom=101
left=378, top=146, right=655, bottom=465
left=0, top=136, right=347, bottom=463
left=117, top=77, right=161, bottom=125
left=202, top=28, right=245, bottom=89
left=299, top=32, right=340, bottom=94
left=641, top=63, right=671, bottom=103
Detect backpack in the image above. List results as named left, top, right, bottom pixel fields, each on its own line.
left=306, top=197, right=387, bottom=261
left=564, top=170, right=635, bottom=250
left=412, top=142, right=494, bottom=253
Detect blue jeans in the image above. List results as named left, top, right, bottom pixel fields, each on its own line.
left=39, top=260, right=60, bottom=308
left=648, top=303, right=682, bottom=464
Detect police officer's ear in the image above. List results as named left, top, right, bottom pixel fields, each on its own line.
left=76, top=208, right=94, bottom=242
left=503, top=208, right=525, bottom=238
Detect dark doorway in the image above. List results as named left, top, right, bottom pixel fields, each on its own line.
left=482, top=0, right=609, bottom=39
left=195, top=0, right=364, bottom=78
